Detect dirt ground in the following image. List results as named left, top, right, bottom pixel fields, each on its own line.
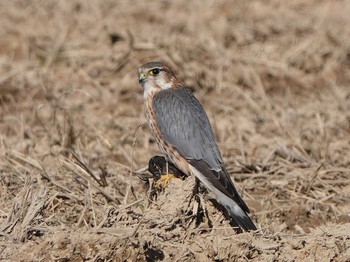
left=1, top=0, right=350, bottom=261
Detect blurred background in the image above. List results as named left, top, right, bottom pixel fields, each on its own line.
left=0, top=0, right=349, bottom=261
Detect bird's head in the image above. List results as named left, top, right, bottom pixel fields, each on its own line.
left=138, top=61, right=181, bottom=96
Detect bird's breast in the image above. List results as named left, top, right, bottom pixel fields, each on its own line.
left=145, top=96, right=190, bottom=176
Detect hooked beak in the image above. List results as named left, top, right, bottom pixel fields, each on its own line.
left=139, top=73, right=147, bottom=84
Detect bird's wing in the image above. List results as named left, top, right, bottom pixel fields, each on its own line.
left=152, top=88, right=250, bottom=213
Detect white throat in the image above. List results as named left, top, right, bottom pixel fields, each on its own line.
left=143, top=78, right=172, bottom=98
left=143, top=82, right=155, bottom=98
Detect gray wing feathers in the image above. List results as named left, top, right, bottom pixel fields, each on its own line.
left=188, top=159, right=250, bottom=213
left=152, top=88, right=223, bottom=170
left=152, top=88, right=250, bottom=213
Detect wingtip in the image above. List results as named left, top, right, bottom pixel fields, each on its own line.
left=188, top=164, right=257, bottom=232
left=234, top=213, right=257, bottom=232
left=227, top=202, right=257, bottom=232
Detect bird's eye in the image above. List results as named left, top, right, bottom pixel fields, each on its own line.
left=150, top=68, right=160, bottom=75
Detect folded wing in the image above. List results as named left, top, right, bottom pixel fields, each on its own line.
left=152, top=88, right=250, bottom=214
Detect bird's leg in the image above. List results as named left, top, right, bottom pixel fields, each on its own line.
left=156, top=159, right=178, bottom=189
left=148, top=156, right=187, bottom=190
left=156, top=173, right=178, bottom=189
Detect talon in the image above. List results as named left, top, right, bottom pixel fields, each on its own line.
left=156, top=173, right=178, bottom=189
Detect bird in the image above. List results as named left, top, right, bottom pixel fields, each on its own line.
left=138, top=61, right=257, bottom=231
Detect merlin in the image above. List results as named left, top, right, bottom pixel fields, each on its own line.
left=138, top=61, right=257, bottom=231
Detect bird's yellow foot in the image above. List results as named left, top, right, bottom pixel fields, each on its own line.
left=156, top=173, right=178, bottom=189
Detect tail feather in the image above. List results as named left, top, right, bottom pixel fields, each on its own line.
left=189, top=164, right=257, bottom=231
left=226, top=203, right=257, bottom=231
left=235, top=214, right=257, bottom=231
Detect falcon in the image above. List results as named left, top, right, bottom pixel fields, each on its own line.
left=138, top=61, right=257, bottom=231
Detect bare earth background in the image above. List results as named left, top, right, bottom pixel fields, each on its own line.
left=1, top=0, right=350, bottom=261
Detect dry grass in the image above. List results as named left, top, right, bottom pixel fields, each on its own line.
left=0, top=0, right=350, bottom=261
